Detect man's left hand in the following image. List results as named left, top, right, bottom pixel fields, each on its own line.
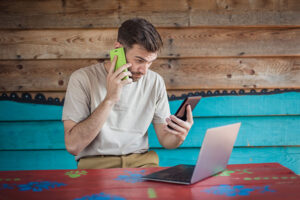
left=164, top=105, right=194, bottom=143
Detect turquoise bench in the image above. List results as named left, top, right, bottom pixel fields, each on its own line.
left=0, top=91, right=299, bottom=174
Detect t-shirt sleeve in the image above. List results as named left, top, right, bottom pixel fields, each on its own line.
left=62, top=70, right=91, bottom=123
left=152, top=76, right=171, bottom=124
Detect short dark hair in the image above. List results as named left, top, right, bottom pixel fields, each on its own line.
left=118, top=18, right=163, bottom=52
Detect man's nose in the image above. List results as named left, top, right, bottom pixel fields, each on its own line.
left=138, top=64, right=149, bottom=74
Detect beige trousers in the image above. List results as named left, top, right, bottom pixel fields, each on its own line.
left=77, top=150, right=159, bottom=169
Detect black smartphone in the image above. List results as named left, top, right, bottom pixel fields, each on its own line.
left=167, top=96, right=202, bottom=129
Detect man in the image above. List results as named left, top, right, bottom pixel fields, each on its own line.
left=62, top=18, right=193, bottom=169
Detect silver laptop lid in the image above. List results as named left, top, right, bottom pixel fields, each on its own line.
left=191, top=123, right=241, bottom=184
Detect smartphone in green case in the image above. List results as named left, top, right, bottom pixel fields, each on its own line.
left=109, top=47, right=128, bottom=80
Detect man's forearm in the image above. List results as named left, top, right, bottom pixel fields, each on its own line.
left=160, top=132, right=183, bottom=149
left=65, top=99, right=115, bottom=155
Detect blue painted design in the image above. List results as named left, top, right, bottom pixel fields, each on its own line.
left=18, top=181, right=66, bottom=192
left=203, top=184, right=275, bottom=197
left=74, top=192, right=126, bottom=200
left=168, top=89, right=300, bottom=100
left=1, top=89, right=299, bottom=105
left=254, top=185, right=276, bottom=193
left=0, top=183, right=15, bottom=190
left=0, top=181, right=66, bottom=192
left=0, top=92, right=63, bottom=105
left=114, top=170, right=146, bottom=183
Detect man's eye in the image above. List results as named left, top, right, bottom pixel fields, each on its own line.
left=136, top=60, right=144, bottom=63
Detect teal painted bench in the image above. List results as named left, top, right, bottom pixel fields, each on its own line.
left=0, top=92, right=299, bottom=174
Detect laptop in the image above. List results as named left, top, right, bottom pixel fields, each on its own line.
left=142, top=123, right=241, bottom=185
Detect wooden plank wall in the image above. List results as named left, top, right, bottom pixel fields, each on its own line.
left=0, top=0, right=299, bottom=172
left=0, top=0, right=299, bottom=96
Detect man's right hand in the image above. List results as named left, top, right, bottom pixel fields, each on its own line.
left=105, top=55, right=133, bottom=104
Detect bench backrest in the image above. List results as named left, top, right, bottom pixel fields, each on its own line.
left=1, top=92, right=299, bottom=174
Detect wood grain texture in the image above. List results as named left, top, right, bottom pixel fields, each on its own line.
left=153, top=57, right=300, bottom=90
left=0, top=60, right=100, bottom=91
left=1, top=57, right=299, bottom=91
left=0, top=28, right=299, bottom=60
left=0, top=0, right=299, bottom=28
left=0, top=0, right=119, bottom=29
left=119, top=0, right=189, bottom=27
left=190, top=0, right=300, bottom=26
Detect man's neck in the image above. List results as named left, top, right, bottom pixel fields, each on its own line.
left=103, top=61, right=110, bottom=74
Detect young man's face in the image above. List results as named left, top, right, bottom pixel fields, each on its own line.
left=125, top=44, right=158, bottom=82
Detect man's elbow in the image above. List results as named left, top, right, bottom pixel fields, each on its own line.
left=160, top=141, right=179, bottom=150
left=66, top=145, right=80, bottom=156
left=65, top=136, right=81, bottom=156
left=65, top=143, right=80, bottom=156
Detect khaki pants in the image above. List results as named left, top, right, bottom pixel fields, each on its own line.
left=77, top=150, right=159, bottom=169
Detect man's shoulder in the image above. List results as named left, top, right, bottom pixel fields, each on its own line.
left=140, top=70, right=166, bottom=96
left=146, top=69, right=164, bottom=84
left=70, top=62, right=104, bottom=80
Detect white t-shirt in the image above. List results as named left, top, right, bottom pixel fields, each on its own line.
left=62, top=62, right=170, bottom=160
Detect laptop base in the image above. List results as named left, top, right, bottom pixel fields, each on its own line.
left=142, top=164, right=195, bottom=185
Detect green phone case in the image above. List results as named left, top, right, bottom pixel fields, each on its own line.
left=109, top=47, right=128, bottom=80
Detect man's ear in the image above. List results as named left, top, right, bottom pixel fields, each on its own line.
left=114, top=42, right=123, bottom=49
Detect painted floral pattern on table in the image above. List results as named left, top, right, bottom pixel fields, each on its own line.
left=0, top=181, right=66, bottom=192
left=65, top=170, right=88, bottom=178
left=74, top=192, right=126, bottom=200
left=203, top=184, right=275, bottom=197
left=114, top=170, right=146, bottom=183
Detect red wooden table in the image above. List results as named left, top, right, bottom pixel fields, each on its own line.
left=0, top=163, right=299, bottom=200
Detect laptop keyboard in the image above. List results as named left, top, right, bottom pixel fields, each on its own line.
left=146, top=164, right=195, bottom=183
left=165, top=165, right=195, bottom=182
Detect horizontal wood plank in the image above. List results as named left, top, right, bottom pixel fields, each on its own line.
left=172, top=92, right=300, bottom=117
left=1, top=28, right=299, bottom=60
left=190, top=0, right=300, bottom=11
left=0, top=60, right=99, bottom=92
left=190, top=10, right=300, bottom=26
left=1, top=92, right=300, bottom=121
left=0, top=121, right=66, bottom=150
left=0, top=147, right=299, bottom=174
left=149, top=115, right=300, bottom=148
left=153, top=57, right=300, bottom=90
left=119, top=0, right=189, bottom=27
left=0, top=150, right=76, bottom=170
left=0, top=101, right=62, bottom=121
left=190, top=0, right=300, bottom=26
left=0, top=0, right=299, bottom=28
left=0, top=0, right=119, bottom=29
left=1, top=57, right=299, bottom=91
left=0, top=115, right=299, bottom=150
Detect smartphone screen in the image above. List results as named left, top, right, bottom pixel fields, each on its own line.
left=109, top=47, right=128, bottom=80
left=168, top=96, right=201, bottom=129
